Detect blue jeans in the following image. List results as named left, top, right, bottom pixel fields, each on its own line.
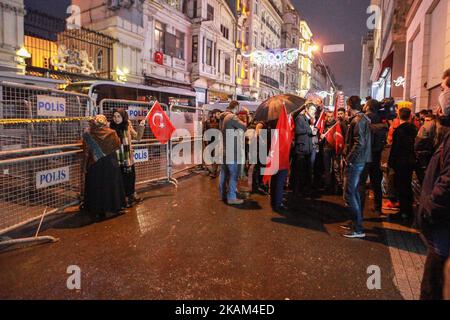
left=344, top=163, right=366, bottom=233
left=219, top=163, right=239, bottom=201
left=270, top=169, right=288, bottom=209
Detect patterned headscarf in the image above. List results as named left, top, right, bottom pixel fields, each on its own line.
left=87, top=114, right=120, bottom=157
left=89, top=114, right=108, bottom=128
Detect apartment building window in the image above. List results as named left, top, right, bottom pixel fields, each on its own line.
left=193, top=0, right=198, bottom=18
left=155, top=21, right=165, bottom=53
left=207, top=4, right=214, bottom=21
left=218, top=50, right=221, bottom=72
left=220, top=25, right=229, bottom=40
left=280, top=72, right=285, bottom=86
left=205, top=39, right=213, bottom=66
left=254, top=0, right=258, bottom=15
left=192, top=35, right=198, bottom=63
left=224, top=55, right=231, bottom=76
left=254, top=32, right=258, bottom=48
left=176, top=31, right=185, bottom=60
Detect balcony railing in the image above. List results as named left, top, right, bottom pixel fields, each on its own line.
left=260, top=75, right=279, bottom=89
left=267, top=0, right=282, bottom=18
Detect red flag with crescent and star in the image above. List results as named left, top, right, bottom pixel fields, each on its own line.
left=324, top=122, right=345, bottom=155
left=315, top=110, right=326, bottom=135
left=146, top=101, right=175, bottom=144
left=263, top=105, right=294, bottom=185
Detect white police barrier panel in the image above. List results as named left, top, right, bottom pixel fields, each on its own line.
left=133, top=148, right=149, bottom=163
left=169, top=104, right=205, bottom=176
left=36, top=166, right=70, bottom=189
left=0, top=81, right=93, bottom=234
left=98, top=99, right=170, bottom=186
left=36, top=95, right=66, bottom=117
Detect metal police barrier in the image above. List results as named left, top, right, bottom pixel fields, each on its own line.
left=98, top=99, right=172, bottom=187
left=169, top=104, right=206, bottom=180
left=0, top=81, right=94, bottom=239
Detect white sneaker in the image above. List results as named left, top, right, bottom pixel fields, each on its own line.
left=228, top=199, right=244, bottom=205
left=343, top=231, right=366, bottom=239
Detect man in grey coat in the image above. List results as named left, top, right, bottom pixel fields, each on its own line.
left=219, top=101, right=247, bottom=205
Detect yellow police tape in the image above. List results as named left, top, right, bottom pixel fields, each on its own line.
left=0, top=117, right=94, bottom=125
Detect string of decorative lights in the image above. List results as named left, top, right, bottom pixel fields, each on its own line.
left=241, top=48, right=311, bottom=69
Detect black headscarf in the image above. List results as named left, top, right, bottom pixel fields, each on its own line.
left=109, top=108, right=129, bottom=138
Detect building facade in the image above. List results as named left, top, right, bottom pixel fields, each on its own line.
left=251, top=0, right=284, bottom=100
left=1, top=0, right=332, bottom=101
left=280, top=0, right=300, bottom=95
left=404, top=0, right=450, bottom=111
left=369, top=0, right=412, bottom=102
left=298, top=20, right=313, bottom=98
left=360, top=30, right=374, bottom=99
left=186, top=0, right=237, bottom=104
left=0, top=0, right=25, bottom=74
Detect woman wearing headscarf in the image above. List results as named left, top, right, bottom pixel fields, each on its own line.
left=109, top=108, right=145, bottom=208
left=82, top=115, right=126, bottom=217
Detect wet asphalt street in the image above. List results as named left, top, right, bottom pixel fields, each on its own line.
left=0, top=173, right=403, bottom=300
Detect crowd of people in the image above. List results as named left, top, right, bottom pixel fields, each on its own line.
left=79, top=69, right=449, bottom=300
left=212, top=69, right=450, bottom=300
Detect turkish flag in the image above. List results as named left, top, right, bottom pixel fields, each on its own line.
left=315, top=110, right=326, bottom=135
left=263, top=105, right=294, bottom=185
left=333, top=94, right=339, bottom=119
left=154, top=52, right=164, bottom=65
left=324, top=122, right=345, bottom=155
left=146, top=101, right=175, bottom=144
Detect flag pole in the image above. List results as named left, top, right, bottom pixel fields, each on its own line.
left=322, top=121, right=339, bottom=137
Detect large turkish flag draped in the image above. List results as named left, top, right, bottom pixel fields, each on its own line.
left=263, top=105, right=294, bottom=185
left=146, top=101, right=176, bottom=144
left=324, top=122, right=345, bottom=155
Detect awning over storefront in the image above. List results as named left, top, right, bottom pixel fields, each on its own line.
left=377, top=51, right=394, bottom=79
left=145, top=76, right=192, bottom=91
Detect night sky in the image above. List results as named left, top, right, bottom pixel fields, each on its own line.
left=293, top=0, right=371, bottom=95
left=25, top=0, right=370, bottom=95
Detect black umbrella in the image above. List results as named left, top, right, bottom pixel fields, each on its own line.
left=254, top=94, right=306, bottom=122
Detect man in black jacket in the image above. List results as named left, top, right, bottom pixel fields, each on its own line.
left=417, top=128, right=450, bottom=300
left=342, top=96, right=372, bottom=238
left=294, top=103, right=317, bottom=197
left=417, top=73, right=450, bottom=300
left=388, top=108, right=418, bottom=221
left=360, top=99, right=388, bottom=214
